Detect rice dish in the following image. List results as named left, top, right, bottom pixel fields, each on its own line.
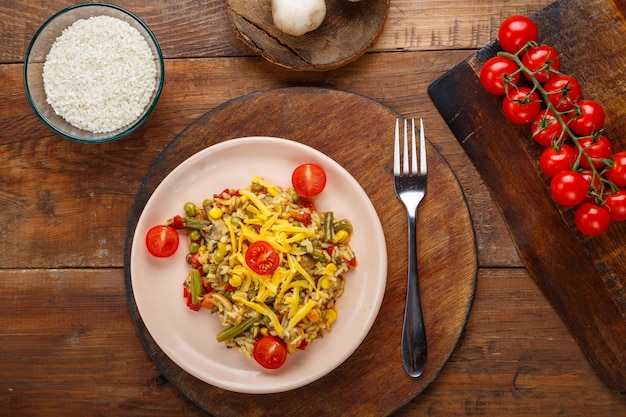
left=177, top=175, right=358, bottom=361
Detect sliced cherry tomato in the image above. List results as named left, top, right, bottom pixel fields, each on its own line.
left=479, top=56, right=521, bottom=95
left=245, top=241, right=280, bottom=275
left=146, top=225, right=179, bottom=257
left=521, top=45, right=561, bottom=82
left=567, top=100, right=605, bottom=136
left=292, top=163, right=327, bottom=197
left=539, top=143, right=575, bottom=178
left=575, top=135, right=613, bottom=169
left=497, top=15, right=538, bottom=54
left=605, top=151, right=626, bottom=188
left=550, top=170, right=588, bottom=207
left=531, top=109, right=565, bottom=147
left=502, top=86, right=541, bottom=124
left=542, top=75, right=582, bottom=112
left=605, top=190, right=626, bottom=221
left=575, top=203, right=611, bottom=236
left=253, top=336, right=288, bottom=369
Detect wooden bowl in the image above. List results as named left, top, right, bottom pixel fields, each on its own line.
left=225, top=0, right=390, bottom=71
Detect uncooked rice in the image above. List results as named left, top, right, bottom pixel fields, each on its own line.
left=43, top=15, right=157, bottom=134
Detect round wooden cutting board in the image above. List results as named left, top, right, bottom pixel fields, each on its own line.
left=124, top=87, right=477, bottom=416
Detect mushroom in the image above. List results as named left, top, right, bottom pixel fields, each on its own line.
left=271, top=0, right=327, bottom=36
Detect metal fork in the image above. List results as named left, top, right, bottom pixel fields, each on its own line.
left=394, top=118, right=427, bottom=377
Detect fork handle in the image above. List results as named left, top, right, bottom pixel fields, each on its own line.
left=401, top=210, right=427, bottom=377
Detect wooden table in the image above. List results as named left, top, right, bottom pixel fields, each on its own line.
left=1, top=1, right=625, bottom=416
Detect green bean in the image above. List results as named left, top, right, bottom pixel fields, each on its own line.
left=216, top=317, right=257, bottom=342
left=323, top=211, right=334, bottom=242
left=189, top=269, right=205, bottom=305
left=333, top=219, right=353, bottom=234
left=183, top=218, right=211, bottom=229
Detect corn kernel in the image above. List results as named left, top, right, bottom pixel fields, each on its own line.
left=228, top=274, right=243, bottom=287
left=267, top=186, right=279, bottom=197
left=325, top=308, right=337, bottom=324
left=260, top=327, right=269, bottom=336
left=318, top=277, right=331, bottom=290
left=216, top=242, right=228, bottom=256
left=208, top=206, right=223, bottom=219
left=325, top=263, right=338, bottom=276
left=332, top=230, right=349, bottom=244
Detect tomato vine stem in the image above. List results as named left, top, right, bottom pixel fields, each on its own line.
left=497, top=49, right=609, bottom=204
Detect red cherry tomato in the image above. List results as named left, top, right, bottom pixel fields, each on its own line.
left=605, top=151, right=626, bottom=188
left=567, top=100, right=605, bottom=136
left=292, top=163, right=327, bottom=197
left=146, top=225, right=179, bottom=257
left=575, top=203, right=611, bottom=236
left=531, top=109, right=565, bottom=147
left=550, top=170, right=588, bottom=207
left=502, top=86, right=541, bottom=124
left=521, top=45, right=561, bottom=82
left=542, top=75, right=582, bottom=112
left=245, top=241, right=280, bottom=275
left=539, top=144, right=575, bottom=178
left=253, top=336, right=288, bottom=369
left=605, top=190, right=626, bottom=221
left=580, top=170, right=602, bottom=201
left=575, top=135, right=613, bottom=169
left=479, top=56, right=521, bottom=95
left=498, top=15, right=538, bottom=54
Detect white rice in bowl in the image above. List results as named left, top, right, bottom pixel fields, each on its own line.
left=42, top=15, right=157, bottom=134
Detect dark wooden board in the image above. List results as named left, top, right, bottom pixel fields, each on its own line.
left=124, top=87, right=477, bottom=416
left=428, top=0, right=626, bottom=393
left=224, top=0, right=389, bottom=71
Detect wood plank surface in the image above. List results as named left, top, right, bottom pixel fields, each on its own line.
left=428, top=0, right=626, bottom=392
left=2, top=0, right=626, bottom=415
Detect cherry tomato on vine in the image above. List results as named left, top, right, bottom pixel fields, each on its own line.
left=531, top=109, right=565, bottom=147
left=605, top=190, right=626, bottom=221
left=550, top=170, right=588, bottom=207
left=479, top=56, right=521, bottom=95
left=292, top=163, right=326, bottom=197
left=539, top=144, right=575, bottom=178
left=498, top=15, right=538, bottom=54
left=146, top=225, right=179, bottom=258
left=580, top=170, right=602, bottom=201
left=567, top=100, right=605, bottom=136
left=253, top=336, right=288, bottom=369
left=521, top=45, right=561, bottom=82
left=245, top=241, right=280, bottom=275
left=575, top=135, right=613, bottom=169
left=502, top=86, right=541, bottom=124
left=605, top=151, right=626, bottom=188
left=575, top=203, right=611, bottom=236
left=542, top=75, right=582, bottom=112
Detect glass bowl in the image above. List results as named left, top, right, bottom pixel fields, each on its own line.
left=24, top=3, right=164, bottom=143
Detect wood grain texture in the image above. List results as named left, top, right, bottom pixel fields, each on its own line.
left=123, top=87, right=477, bottom=416
left=3, top=0, right=626, bottom=415
left=225, top=0, right=389, bottom=70
left=0, top=0, right=552, bottom=64
left=429, top=0, right=626, bottom=392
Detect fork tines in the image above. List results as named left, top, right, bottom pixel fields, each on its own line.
left=394, top=118, right=426, bottom=177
